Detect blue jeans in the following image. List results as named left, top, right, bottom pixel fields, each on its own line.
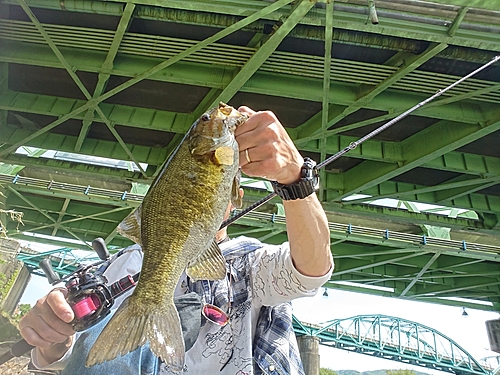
left=60, top=292, right=203, bottom=375
left=61, top=312, right=158, bottom=375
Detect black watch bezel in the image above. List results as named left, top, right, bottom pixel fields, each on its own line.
left=271, top=157, right=319, bottom=200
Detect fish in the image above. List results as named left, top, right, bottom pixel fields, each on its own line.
left=86, top=103, right=247, bottom=371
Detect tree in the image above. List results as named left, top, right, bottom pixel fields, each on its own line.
left=320, top=368, right=338, bottom=375
left=387, top=370, right=416, bottom=375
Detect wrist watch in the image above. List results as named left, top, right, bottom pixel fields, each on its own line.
left=271, top=157, right=320, bottom=200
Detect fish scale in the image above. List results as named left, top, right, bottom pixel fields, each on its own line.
left=86, top=103, right=247, bottom=372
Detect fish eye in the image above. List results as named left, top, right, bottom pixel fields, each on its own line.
left=201, top=113, right=210, bottom=122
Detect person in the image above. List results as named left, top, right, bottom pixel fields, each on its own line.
left=19, top=106, right=333, bottom=375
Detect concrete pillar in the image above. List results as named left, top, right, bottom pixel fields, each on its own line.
left=3, top=265, right=31, bottom=314
left=0, top=237, right=30, bottom=315
left=297, top=335, right=320, bottom=375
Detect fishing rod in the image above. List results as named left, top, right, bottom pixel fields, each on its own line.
left=220, top=54, right=500, bottom=229
left=1, top=55, right=498, bottom=367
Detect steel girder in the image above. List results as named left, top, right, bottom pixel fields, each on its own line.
left=0, top=0, right=500, bottom=311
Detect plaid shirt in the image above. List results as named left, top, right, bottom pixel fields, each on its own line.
left=184, top=236, right=322, bottom=375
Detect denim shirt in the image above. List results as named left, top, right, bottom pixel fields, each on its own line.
left=33, top=236, right=329, bottom=375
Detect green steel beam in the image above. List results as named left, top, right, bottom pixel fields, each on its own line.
left=448, top=6, right=469, bottom=37
left=1, top=89, right=495, bottom=170
left=76, top=2, right=136, bottom=152
left=411, top=278, right=500, bottom=298
left=1, top=18, right=499, bottom=110
left=424, top=0, right=500, bottom=11
left=0, top=61, right=6, bottom=139
left=17, top=0, right=148, bottom=176
left=329, top=117, right=500, bottom=201
left=295, top=77, right=500, bottom=143
left=425, top=151, right=500, bottom=176
left=344, top=176, right=500, bottom=212
left=1, top=33, right=498, bottom=125
left=318, top=0, right=334, bottom=202
left=398, top=253, right=441, bottom=298
left=327, top=202, right=497, bottom=232
left=333, top=252, right=429, bottom=277
left=434, top=177, right=500, bottom=203
left=4, top=171, right=500, bottom=254
left=0, top=0, right=297, bottom=157
left=51, top=197, right=70, bottom=236
left=0, top=89, right=196, bottom=137
left=4, top=191, right=138, bottom=246
left=24, top=206, right=131, bottom=234
left=0, top=154, right=146, bottom=182
left=311, top=42, right=449, bottom=135
left=4, top=192, right=132, bottom=231
left=7, top=186, right=92, bottom=247
left=6, top=0, right=500, bottom=52
left=3, top=167, right=497, bottom=233
left=209, top=0, right=317, bottom=107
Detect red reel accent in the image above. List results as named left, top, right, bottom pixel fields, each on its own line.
left=72, top=295, right=101, bottom=319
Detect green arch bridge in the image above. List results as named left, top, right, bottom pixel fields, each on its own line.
left=17, top=248, right=496, bottom=375
left=293, top=315, right=496, bottom=375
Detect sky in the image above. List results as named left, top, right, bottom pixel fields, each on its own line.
left=15, top=239, right=499, bottom=374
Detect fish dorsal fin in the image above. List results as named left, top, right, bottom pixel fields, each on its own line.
left=117, top=205, right=143, bottom=246
left=186, top=240, right=226, bottom=281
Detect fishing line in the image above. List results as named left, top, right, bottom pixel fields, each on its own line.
left=220, top=55, right=500, bottom=229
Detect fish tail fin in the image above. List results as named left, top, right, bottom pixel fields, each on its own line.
left=86, top=299, right=185, bottom=372
left=148, top=302, right=185, bottom=371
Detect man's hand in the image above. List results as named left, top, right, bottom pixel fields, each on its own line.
left=235, top=106, right=304, bottom=185
left=19, top=288, right=75, bottom=366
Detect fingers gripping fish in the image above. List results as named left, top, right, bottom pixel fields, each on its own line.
left=86, top=103, right=247, bottom=372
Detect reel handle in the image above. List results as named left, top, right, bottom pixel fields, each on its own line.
left=92, top=237, right=110, bottom=260
left=39, top=258, right=61, bottom=284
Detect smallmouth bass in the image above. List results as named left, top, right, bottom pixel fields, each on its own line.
left=86, top=103, right=247, bottom=371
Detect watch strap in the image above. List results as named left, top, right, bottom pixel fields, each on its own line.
left=271, top=157, right=319, bottom=200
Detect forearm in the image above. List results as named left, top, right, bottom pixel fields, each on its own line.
left=284, top=194, right=332, bottom=277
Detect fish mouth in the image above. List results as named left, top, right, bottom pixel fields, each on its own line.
left=217, top=103, right=248, bottom=131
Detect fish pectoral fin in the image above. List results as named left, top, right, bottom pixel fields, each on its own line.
left=213, top=146, right=234, bottom=165
left=116, top=205, right=143, bottom=246
left=231, top=172, right=242, bottom=208
left=186, top=240, right=226, bottom=281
